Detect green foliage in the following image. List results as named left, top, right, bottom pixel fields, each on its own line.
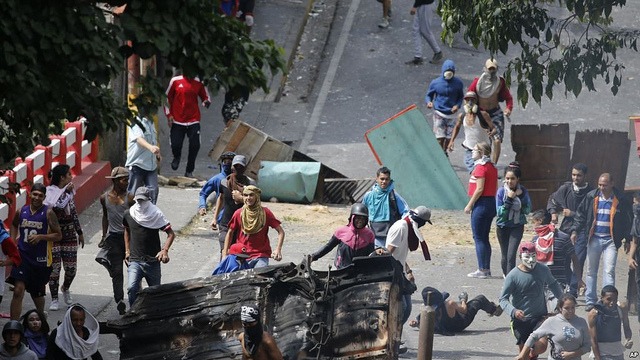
left=440, top=0, right=640, bottom=107
left=0, top=0, right=286, bottom=163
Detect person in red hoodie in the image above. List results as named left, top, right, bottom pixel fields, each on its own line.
left=164, top=73, right=211, bottom=178
left=468, top=58, right=513, bottom=165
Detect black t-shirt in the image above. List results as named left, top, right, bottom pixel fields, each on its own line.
left=219, top=175, right=254, bottom=227
left=123, top=212, right=168, bottom=262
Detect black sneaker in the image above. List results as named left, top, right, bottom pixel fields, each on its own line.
left=491, top=303, right=503, bottom=317
left=171, top=158, right=180, bottom=170
left=429, top=51, right=443, bottom=64
left=185, top=172, right=193, bottom=178
left=458, top=292, right=468, bottom=303
left=405, top=57, right=424, bottom=65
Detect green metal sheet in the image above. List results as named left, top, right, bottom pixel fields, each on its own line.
left=364, top=105, right=468, bottom=210
left=258, top=161, right=321, bottom=204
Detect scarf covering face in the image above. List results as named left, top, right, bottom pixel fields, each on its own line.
left=44, top=184, right=74, bottom=215
left=367, top=181, right=396, bottom=222
left=130, top=199, right=169, bottom=229
left=241, top=185, right=266, bottom=235
left=241, top=305, right=263, bottom=355
left=476, top=71, right=500, bottom=99
left=534, top=224, right=555, bottom=265
left=24, top=329, right=47, bottom=358
left=55, top=306, right=100, bottom=359
left=503, top=183, right=522, bottom=224
left=334, top=215, right=375, bottom=250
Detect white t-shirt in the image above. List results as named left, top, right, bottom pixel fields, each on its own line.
left=385, top=219, right=410, bottom=271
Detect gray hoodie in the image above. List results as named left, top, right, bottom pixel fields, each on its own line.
left=0, top=342, right=39, bottom=360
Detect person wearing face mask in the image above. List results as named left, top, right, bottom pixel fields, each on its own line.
left=310, top=203, right=375, bottom=269
left=381, top=206, right=433, bottom=353
left=238, top=305, right=282, bottom=360
left=546, top=163, right=593, bottom=297
left=468, top=58, right=514, bottom=165
left=198, top=151, right=236, bottom=217
left=222, top=185, right=285, bottom=269
left=448, top=91, right=496, bottom=172
left=499, top=242, right=563, bottom=359
left=496, top=162, right=532, bottom=277
left=425, top=59, right=465, bottom=154
left=517, top=294, right=591, bottom=360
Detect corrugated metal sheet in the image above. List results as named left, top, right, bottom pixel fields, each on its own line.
left=107, top=256, right=405, bottom=360
left=322, top=178, right=376, bottom=204
left=364, top=105, right=468, bottom=210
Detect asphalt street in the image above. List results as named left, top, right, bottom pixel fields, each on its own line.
left=3, top=0, right=640, bottom=358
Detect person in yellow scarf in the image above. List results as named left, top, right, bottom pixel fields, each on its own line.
left=222, top=185, right=285, bottom=268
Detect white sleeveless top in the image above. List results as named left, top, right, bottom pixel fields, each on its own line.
left=462, top=115, right=490, bottom=150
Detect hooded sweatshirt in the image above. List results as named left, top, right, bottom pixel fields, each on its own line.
left=310, top=215, right=376, bottom=269
left=425, top=60, right=465, bottom=115
left=0, top=342, right=39, bottom=360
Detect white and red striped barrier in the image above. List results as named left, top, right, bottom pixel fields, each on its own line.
left=1, top=120, right=110, bottom=229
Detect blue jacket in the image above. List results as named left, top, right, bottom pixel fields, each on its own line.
left=425, top=60, right=465, bottom=115
left=496, top=185, right=531, bottom=227
left=198, top=169, right=230, bottom=221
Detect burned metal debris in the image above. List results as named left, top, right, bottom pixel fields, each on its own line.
left=106, top=255, right=406, bottom=359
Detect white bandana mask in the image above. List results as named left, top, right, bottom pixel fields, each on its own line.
left=521, top=252, right=537, bottom=270
left=443, top=71, right=454, bottom=80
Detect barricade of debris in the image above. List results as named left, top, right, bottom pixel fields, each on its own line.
left=106, top=256, right=407, bottom=359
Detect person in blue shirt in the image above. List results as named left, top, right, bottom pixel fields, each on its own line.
left=362, top=167, right=409, bottom=249
left=197, top=151, right=236, bottom=218
left=425, top=59, right=465, bottom=154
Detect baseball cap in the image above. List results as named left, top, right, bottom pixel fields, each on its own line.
left=464, top=91, right=477, bottom=100
left=134, top=186, right=152, bottom=201
left=485, top=58, right=498, bottom=70
left=229, top=243, right=250, bottom=259
left=232, top=155, right=247, bottom=167
left=106, top=166, right=129, bottom=179
left=519, top=242, right=536, bottom=254
left=220, top=151, right=236, bottom=161
left=413, top=206, right=433, bottom=225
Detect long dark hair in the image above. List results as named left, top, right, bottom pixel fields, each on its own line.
left=21, top=309, right=50, bottom=335
left=49, top=164, right=70, bottom=186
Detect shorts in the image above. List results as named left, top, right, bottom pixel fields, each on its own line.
left=486, top=107, right=505, bottom=142
left=6, top=261, right=53, bottom=297
left=433, top=112, right=456, bottom=139
left=511, top=316, right=543, bottom=345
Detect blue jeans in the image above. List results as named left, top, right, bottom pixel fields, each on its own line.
left=248, top=257, right=269, bottom=268
left=128, top=165, right=159, bottom=204
left=585, top=236, right=618, bottom=306
left=401, top=293, right=412, bottom=326
left=127, top=261, right=161, bottom=306
left=463, top=148, right=474, bottom=173
left=569, top=231, right=588, bottom=296
left=470, top=197, right=496, bottom=271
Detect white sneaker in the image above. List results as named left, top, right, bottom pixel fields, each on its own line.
left=467, top=269, right=488, bottom=279
left=49, top=300, right=59, bottom=311
left=62, top=289, right=73, bottom=305
left=378, top=17, right=389, bottom=29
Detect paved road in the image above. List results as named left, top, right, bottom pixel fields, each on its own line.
left=3, top=0, right=640, bottom=358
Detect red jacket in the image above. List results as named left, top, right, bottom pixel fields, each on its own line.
left=164, top=76, right=210, bottom=125
left=1, top=237, right=21, bottom=267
